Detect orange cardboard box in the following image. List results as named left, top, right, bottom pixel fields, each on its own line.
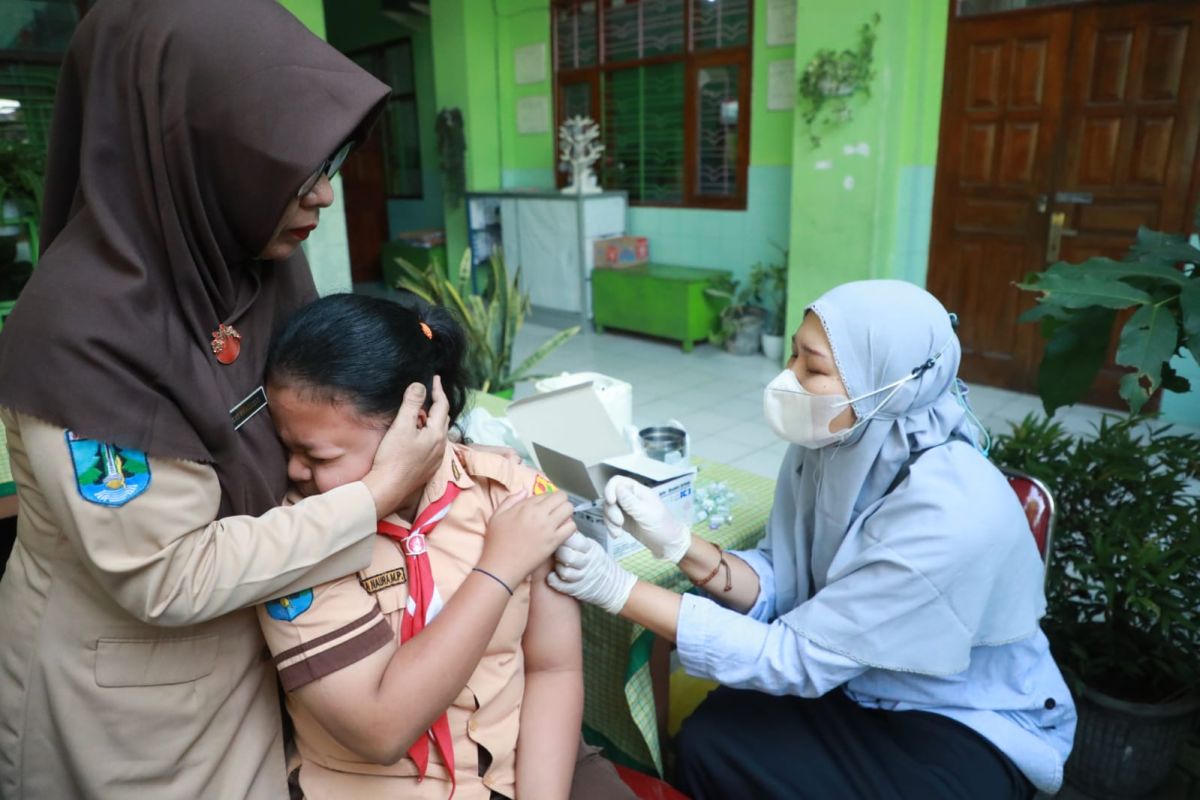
left=593, top=235, right=649, bottom=268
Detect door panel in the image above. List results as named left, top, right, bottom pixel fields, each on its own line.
left=928, top=10, right=1072, bottom=389
left=929, top=1, right=1200, bottom=406
left=342, top=122, right=388, bottom=283
left=1052, top=2, right=1200, bottom=404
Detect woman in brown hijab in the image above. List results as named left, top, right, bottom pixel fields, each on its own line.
left=0, top=1, right=448, bottom=796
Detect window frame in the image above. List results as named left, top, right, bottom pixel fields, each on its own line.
left=551, top=0, right=752, bottom=210
left=346, top=39, right=424, bottom=201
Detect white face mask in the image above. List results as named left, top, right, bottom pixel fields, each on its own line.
left=762, top=369, right=852, bottom=449
left=763, top=334, right=959, bottom=449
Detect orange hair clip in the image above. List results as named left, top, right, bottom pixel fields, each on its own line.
left=419, top=322, right=433, bottom=340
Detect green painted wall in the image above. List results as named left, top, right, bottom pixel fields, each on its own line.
left=282, top=0, right=325, bottom=37
left=783, top=0, right=947, bottom=339
left=431, top=0, right=504, bottom=262
left=497, top=0, right=556, bottom=186
left=280, top=0, right=354, bottom=295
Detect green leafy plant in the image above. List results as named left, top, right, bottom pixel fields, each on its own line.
left=991, top=413, right=1200, bottom=703
left=747, top=250, right=788, bottom=337
left=703, top=275, right=763, bottom=346
left=797, top=13, right=880, bottom=148
left=0, top=138, right=46, bottom=218
left=1017, top=210, right=1200, bottom=415
left=392, top=248, right=579, bottom=396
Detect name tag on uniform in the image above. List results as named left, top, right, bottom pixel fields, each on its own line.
left=230, top=386, right=268, bottom=430
left=360, top=568, right=408, bottom=594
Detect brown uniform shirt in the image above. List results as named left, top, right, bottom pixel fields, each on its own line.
left=258, top=445, right=552, bottom=800
left=0, top=409, right=378, bottom=799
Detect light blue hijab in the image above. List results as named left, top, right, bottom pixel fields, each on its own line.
left=763, top=280, right=1046, bottom=675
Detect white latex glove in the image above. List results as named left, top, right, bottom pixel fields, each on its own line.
left=603, top=476, right=692, bottom=563
left=548, top=533, right=636, bottom=615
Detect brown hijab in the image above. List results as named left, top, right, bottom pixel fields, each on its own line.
left=0, top=0, right=388, bottom=516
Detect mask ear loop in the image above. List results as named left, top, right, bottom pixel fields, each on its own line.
left=829, top=333, right=957, bottom=437
left=952, top=378, right=992, bottom=457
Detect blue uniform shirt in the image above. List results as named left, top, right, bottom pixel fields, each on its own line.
left=675, top=547, right=1076, bottom=794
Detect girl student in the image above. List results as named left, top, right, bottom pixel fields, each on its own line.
left=258, top=293, right=635, bottom=800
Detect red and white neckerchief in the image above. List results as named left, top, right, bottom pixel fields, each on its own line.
left=377, top=481, right=463, bottom=791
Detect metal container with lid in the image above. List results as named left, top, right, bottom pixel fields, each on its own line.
left=638, top=424, right=689, bottom=465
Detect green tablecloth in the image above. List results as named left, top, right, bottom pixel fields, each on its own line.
left=581, top=456, right=776, bottom=774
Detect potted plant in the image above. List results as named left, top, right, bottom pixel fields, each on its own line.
left=392, top=247, right=579, bottom=397
left=991, top=413, right=1200, bottom=798
left=796, top=13, right=880, bottom=148
left=1017, top=209, right=1199, bottom=416
left=747, top=252, right=788, bottom=361
left=704, top=275, right=765, bottom=355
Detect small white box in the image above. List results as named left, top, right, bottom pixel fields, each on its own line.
left=507, top=382, right=696, bottom=558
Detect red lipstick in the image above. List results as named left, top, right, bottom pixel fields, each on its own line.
left=290, top=224, right=317, bottom=240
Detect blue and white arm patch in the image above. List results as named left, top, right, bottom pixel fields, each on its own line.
left=65, top=431, right=152, bottom=507
left=265, top=589, right=314, bottom=621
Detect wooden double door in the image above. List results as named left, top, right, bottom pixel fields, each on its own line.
left=928, top=1, right=1200, bottom=406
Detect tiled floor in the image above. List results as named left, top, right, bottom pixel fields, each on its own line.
left=512, top=313, right=1200, bottom=480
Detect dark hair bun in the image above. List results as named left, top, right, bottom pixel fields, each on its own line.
left=265, top=293, right=469, bottom=424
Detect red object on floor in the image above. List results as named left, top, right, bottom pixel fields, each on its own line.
left=614, top=764, right=690, bottom=800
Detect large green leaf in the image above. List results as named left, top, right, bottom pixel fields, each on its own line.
left=1115, top=302, right=1179, bottom=411
left=1180, top=282, right=1200, bottom=366
left=1127, top=227, right=1200, bottom=267
left=1087, top=258, right=1190, bottom=287
left=455, top=248, right=472, bottom=299
left=1018, top=265, right=1152, bottom=310
left=1018, top=302, right=1071, bottom=324
left=1118, top=373, right=1151, bottom=415
left=506, top=325, right=581, bottom=389
left=1036, top=307, right=1116, bottom=415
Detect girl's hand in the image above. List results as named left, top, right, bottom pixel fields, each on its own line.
left=361, top=377, right=450, bottom=518
left=548, top=533, right=636, bottom=615
left=478, top=491, right=577, bottom=588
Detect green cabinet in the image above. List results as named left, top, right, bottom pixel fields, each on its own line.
left=591, top=263, right=729, bottom=352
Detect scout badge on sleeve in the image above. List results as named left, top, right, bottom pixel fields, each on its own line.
left=377, top=483, right=463, bottom=792
left=532, top=474, right=557, bottom=495
left=265, top=588, right=314, bottom=621
left=65, top=431, right=152, bottom=507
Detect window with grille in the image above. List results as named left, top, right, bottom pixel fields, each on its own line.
left=553, top=0, right=751, bottom=209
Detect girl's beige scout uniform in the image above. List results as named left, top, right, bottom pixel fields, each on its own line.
left=0, top=410, right=379, bottom=799
left=258, top=445, right=554, bottom=800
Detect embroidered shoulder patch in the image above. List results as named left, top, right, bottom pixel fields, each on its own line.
left=266, top=589, right=314, bottom=621
left=360, top=568, right=408, bottom=594
left=66, top=431, right=152, bottom=508
left=532, top=474, right=557, bottom=495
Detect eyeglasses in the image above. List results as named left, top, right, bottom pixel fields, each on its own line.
left=297, top=139, right=354, bottom=197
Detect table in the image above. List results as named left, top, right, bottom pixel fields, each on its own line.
left=580, top=457, right=775, bottom=774
left=591, top=264, right=729, bottom=352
